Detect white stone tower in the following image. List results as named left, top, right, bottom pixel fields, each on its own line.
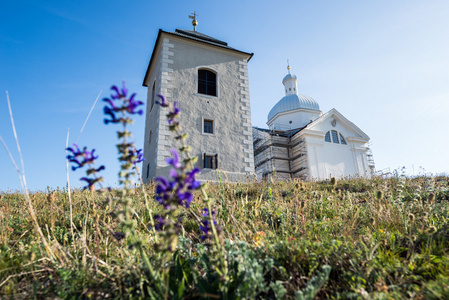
left=142, top=23, right=254, bottom=183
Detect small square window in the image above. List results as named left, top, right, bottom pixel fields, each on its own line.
left=203, top=153, right=218, bottom=169
left=204, top=119, right=214, bottom=134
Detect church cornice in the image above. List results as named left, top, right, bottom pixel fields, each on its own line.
left=297, top=129, right=325, bottom=138
left=267, top=107, right=322, bottom=125
left=347, top=136, right=369, bottom=143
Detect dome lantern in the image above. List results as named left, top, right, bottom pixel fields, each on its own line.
left=267, top=65, right=320, bottom=122
left=282, top=63, right=299, bottom=96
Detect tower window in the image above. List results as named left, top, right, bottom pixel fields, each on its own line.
left=203, top=153, right=218, bottom=169
left=146, top=163, right=150, bottom=179
left=198, top=69, right=217, bottom=96
left=204, top=119, right=214, bottom=134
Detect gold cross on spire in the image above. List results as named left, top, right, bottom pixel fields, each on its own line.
left=287, top=59, right=291, bottom=74
left=189, top=11, right=199, bottom=31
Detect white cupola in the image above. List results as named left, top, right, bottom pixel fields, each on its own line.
left=282, top=65, right=299, bottom=96
left=267, top=64, right=322, bottom=129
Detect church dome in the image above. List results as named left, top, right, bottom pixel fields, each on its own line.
left=267, top=94, right=320, bottom=121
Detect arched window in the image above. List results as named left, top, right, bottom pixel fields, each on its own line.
left=331, top=130, right=339, bottom=144
left=325, top=130, right=347, bottom=145
left=198, top=69, right=217, bottom=96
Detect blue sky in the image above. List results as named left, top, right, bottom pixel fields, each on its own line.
left=1, top=0, right=449, bottom=192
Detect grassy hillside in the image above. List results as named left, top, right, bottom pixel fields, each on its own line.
left=1, top=175, right=448, bottom=299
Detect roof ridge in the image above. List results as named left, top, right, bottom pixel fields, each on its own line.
left=174, top=29, right=228, bottom=46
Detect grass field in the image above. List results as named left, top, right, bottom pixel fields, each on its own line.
left=1, top=175, right=448, bottom=299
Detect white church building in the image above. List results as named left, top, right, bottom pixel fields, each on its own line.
left=142, top=21, right=374, bottom=183
left=253, top=67, right=375, bottom=180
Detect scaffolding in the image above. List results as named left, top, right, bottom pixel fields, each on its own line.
left=366, top=143, right=376, bottom=176
left=253, top=126, right=308, bottom=180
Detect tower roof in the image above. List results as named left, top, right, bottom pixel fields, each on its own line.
left=172, top=29, right=228, bottom=47
left=143, top=29, right=254, bottom=86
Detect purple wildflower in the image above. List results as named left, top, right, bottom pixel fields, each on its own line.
left=126, top=93, right=144, bottom=115
left=113, top=231, right=125, bottom=241
left=186, top=168, right=201, bottom=190
left=66, top=145, right=99, bottom=170
left=155, top=177, right=175, bottom=208
left=166, top=148, right=182, bottom=169
left=153, top=215, right=166, bottom=231
left=110, top=81, right=128, bottom=100
left=103, top=81, right=144, bottom=124
left=177, top=190, right=193, bottom=208
left=155, top=94, right=168, bottom=107
left=133, top=149, right=145, bottom=165
left=167, top=101, right=180, bottom=124
left=67, top=144, right=104, bottom=190
left=80, top=177, right=96, bottom=187
left=103, top=106, right=120, bottom=124
left=155, top=153, right=201, bottom=209
left=153, top=97, right=204, bottom=210
left=199, top=208, right=217, bottom=240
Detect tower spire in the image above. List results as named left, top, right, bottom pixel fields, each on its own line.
left=189, top=11, right=199, bottom=31
left=287, top=59, right=291, bottom=74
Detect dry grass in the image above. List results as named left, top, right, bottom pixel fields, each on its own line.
left=0, top=175, right=449, bottom=299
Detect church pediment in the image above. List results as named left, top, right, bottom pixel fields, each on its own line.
left=304, top=108, right=370, bottom=141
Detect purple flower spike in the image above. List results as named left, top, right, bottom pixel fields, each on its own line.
left=168, top=102, right=180, bottom=124
left=178, top=191, right=193, bottom=208
left=125, top=93, right=144, bottom=115
left=121, top=80, right=128, bottom=98
left=153, top=215, right=166, bottom=231
left=199, top=208, right=217, bottom=240
left=105, top=82, right=144, bottom=121
left=166, top=149, right=182, bottom=169
left=80, top=177, right=95, bottom=186
left=110, top=81, right=128, bottom=100
left=186, top=168, right=201, bottom=190
left=103, top=98, right=119, bottom=111
left=133, top=149, right=145, bottom=165
left=67, top=144, right=104, bottom=190
left=104, top=106, right=120, bottom=124
left=156, top=94, right=168, bottom=107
